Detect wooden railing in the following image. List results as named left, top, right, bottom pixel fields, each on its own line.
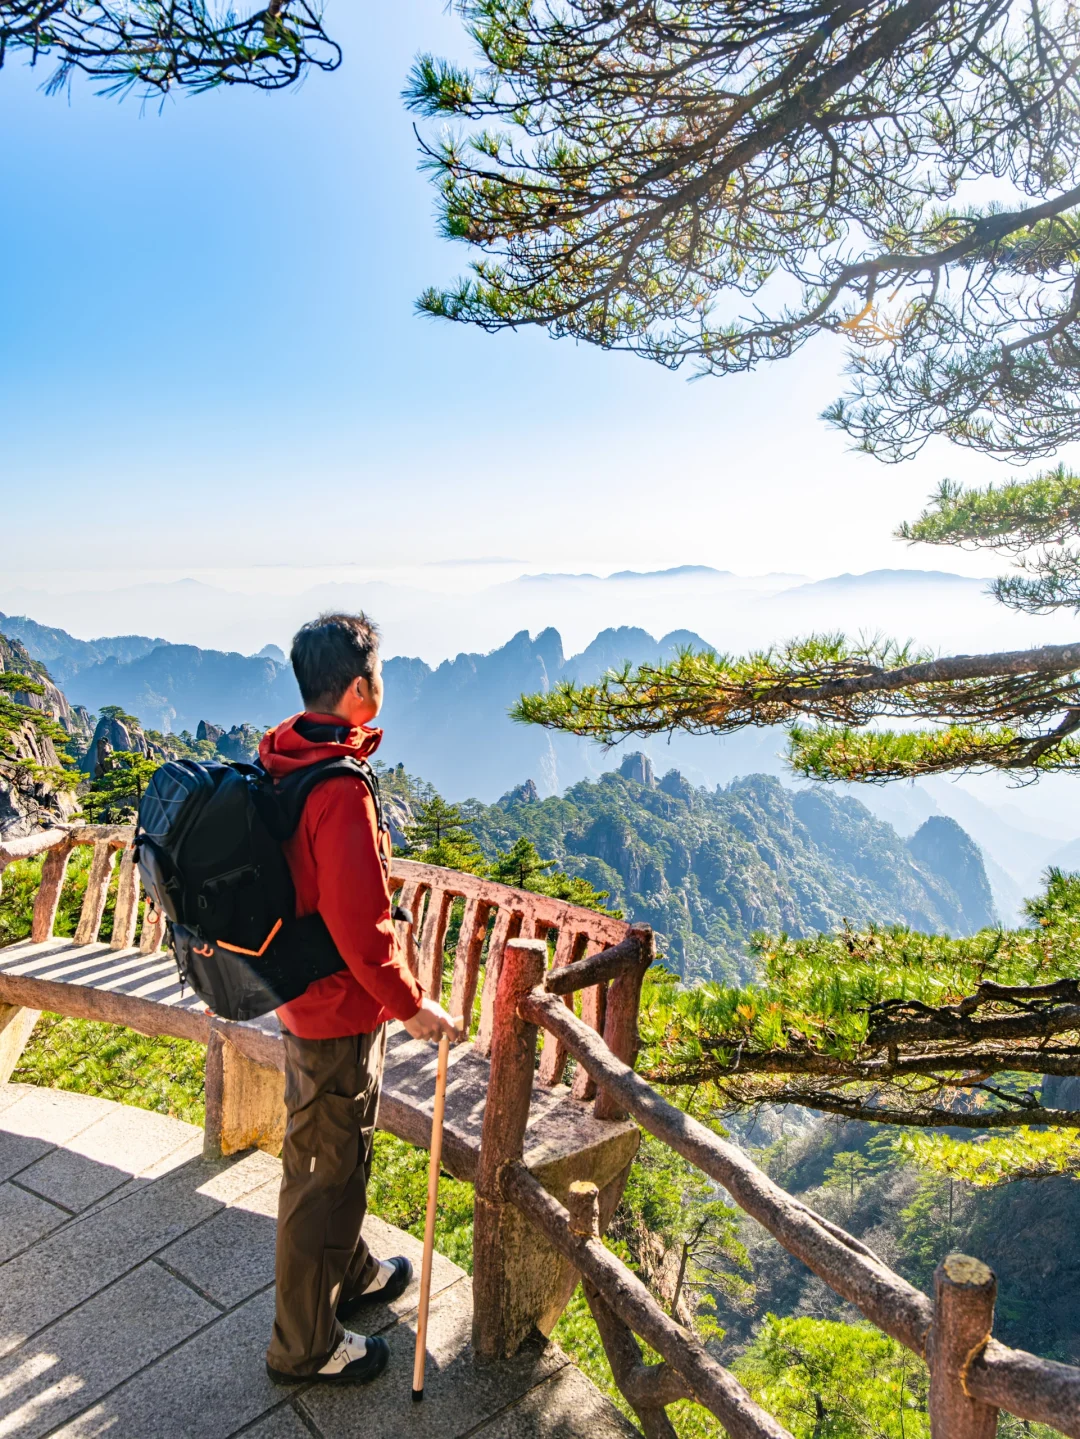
left=477, top=935, right=1080, bottom=1439
left=374, top=854, right=630, bottom=1057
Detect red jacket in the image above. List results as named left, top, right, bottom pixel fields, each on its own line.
left=259, top=713, right=423, bottom=1039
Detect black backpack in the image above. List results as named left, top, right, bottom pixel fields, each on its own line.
left=134, top=750, right=384, bottom=1022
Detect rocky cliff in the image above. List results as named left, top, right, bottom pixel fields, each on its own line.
left=906, top=814, right=997, bottom=932
left=0, top=634, right=81, bottom=838
left=467, top=763, right=998, bottom=982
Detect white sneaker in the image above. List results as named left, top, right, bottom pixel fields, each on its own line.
left=267, top=1331, right=390, bottom=1387
left=319, top=1333, right=369, bottom=1373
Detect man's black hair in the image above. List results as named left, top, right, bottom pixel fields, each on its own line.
left=290, top=612, right=381, bottom=709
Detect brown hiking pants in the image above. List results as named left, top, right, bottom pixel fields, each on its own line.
left=266, top=1024, right=387, bottom=1376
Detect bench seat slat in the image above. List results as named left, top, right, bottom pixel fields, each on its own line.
left=95, top=959, right=175, bottom=993
left=19, top=951, right=166, bottom=986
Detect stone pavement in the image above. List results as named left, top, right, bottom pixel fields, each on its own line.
left=0, top=1083, right=638, bottom=1439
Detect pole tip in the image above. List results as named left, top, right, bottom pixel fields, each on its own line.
left=412, top=1388, right=424, bottom=1403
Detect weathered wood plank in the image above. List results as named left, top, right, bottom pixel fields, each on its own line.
left=520, top=989, right=935, bottom=1355
left=391, top=859, right=628, bottom=947
left=0, top=967, right=211, bottom=1044
left=968, top=1339, right=1080, bottom=1434
left=139, top=905, right=167, bottom=955
left=538, top=929, right=587, bottom=1087
left=473, top=939, right=548, bottom=1360
left=449, top=895, right=494, bottom=1035
left=928, top=1255, right=999, bottom=1439
left=596, top=926, right=654, bottom=1122
left=0, top=829, right=71, bottom=869
left=546, top=930, right=650, bottom=996
left=571, top=961, right=607, bottom=1102
left=569, top=1185, right=687, bottom=1439
left=502, top=1162, right=792, bottom=1439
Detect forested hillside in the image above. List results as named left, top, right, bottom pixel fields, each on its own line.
left=463, top=754, right=996, bottom=981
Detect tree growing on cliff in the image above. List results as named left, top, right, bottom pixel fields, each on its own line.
left=0, top=2, right=339, bottom=97
left=410, top=1, right=1080, bottom=460
left=405, top=792, right=488, bottom=874
left=81, top=748, right=160, bottom=822
left=489, top=834, right=619, bottom=913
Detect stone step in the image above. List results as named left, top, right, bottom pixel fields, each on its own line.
left=0, top=1084, right=638, bottom=1439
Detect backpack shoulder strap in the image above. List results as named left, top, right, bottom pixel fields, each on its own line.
left=274, top=756, right=386, bottom=841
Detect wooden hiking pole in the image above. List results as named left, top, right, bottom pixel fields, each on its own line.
left=412, top=1029, right=450, bottom=1402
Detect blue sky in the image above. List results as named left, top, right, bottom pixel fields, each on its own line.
left=0, top=0, right=1066, bottom=581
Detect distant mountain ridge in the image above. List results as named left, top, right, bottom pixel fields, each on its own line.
left=0, top=612, right=1050, bottom=927
left=0, top=613, right=166, bottom=686
left=7, top=563, right=1063, bottom=666
left=2, top=615, right=729, bottom=792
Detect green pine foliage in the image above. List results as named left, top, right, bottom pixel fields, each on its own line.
left=0, top=669, right=79, bottom=793
left=411, top=2, right=1080, bottom=461
left=81, top=749, right=162, bottom=822
left=640, top=917, right=1076, bottom=1083
left=735, top=1316, right=930, bottom=1439
left=403, top=790, right=488, bottom=875
left=487, top=835, right=619, bottom=914
left=366, top=1132, right=475, bottom=1273
left=12, top=1013, right=205, bottom=1125
left=899, top=467, right=1080, bottom=615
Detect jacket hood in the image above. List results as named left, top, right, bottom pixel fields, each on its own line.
left=259, top=712, right=383, bottom=778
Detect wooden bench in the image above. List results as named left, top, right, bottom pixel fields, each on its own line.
left=0, top=823, right=648, bottom=1340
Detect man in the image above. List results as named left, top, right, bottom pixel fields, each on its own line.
left=261, top=612, right=460, bottom=1386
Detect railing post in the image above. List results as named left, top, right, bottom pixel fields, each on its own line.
left=475, top=907, right=525, bottom=1057
left=110, top=848, right=141, bottom=950
left=0, top=1003, right=40, bottom=1085
left=418, top=887, right=454, bottom=1000
left=472, top=937, right=546, bottom=1360
left=73, top=842, right=118, bottom=946
left=595, top=925, right=654, bottom=1122
left=568, top=1180, right=682, bottom=1439
left=203, top=1021, right=286, bottom=1160
left=31, top=841, right=74, bottom=942
left=567, top=1180, right=601, bottom=1238
left=538, top=929, right=587, bottom=1086
left=929, top=1254, right=999, bottom=1439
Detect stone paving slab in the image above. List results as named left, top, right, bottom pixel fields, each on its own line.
left=237, top=1406, right=314, bottom=1438
left=17, top=1101, right=197, bottom=1211
left=0, top=1087, right=113, bottom=1183
left=0, top=1261, right=218, bottom=1439
left=51, top=1288, right=283, bottom=1439
left=481, top=1365, right=640, bottom=1439
left=298, top=1277, right=568, bottom=1439
left=0, top=1082, right=29, bottom=1116
left=0, top=1148, right=272, bottom=1358
left=17, top=1146, right=134, bottom=1212
left=157, top=1178, right=280, bottom=1310
left=0, top=1179, right=69, bottom=1261
left=0, top=1085, right=641, bottom=1439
